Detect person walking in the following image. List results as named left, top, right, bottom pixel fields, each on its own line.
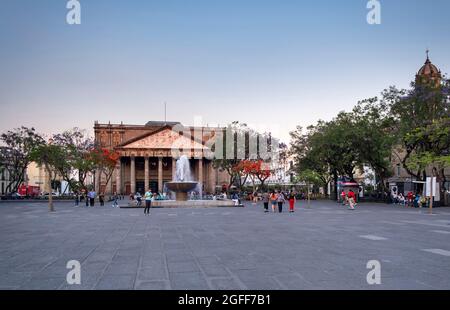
left=87, top=190, right=96, bottom=207
left=341, top=190, right=347, bottom=206
left=144, top=189, right=152, bottom=215
left=84, top=193, right=89, bottom=207
left=347, top=190, right=356, bottom=210
left=99, top=192, right=105, bottom=206
left=135, top=192, right=142, bottom=207
left=262, top=192, right=269, bottom=213
left=288, top=191, right=296, bottom=213
left=112, top=192, right=119, bottom=208
left=277, top=191, right=285, bottom=213
left=74, top=192, right=79, bottom=207
left=407, top=191, right=414, bottom=207
left=252, top=191, right=258, bottom=204
left=270, top=191, right=278, bottom=213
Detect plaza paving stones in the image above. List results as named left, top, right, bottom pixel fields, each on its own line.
left=422, top=249, right=450, bottom=257
left=359, top=235, right=388, bottom=241
left=431, top=230, right=450, bottom=234
left=0, top=201, right=450, bottom=290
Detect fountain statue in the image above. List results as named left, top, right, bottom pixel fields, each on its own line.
left=165, top=155, right=199, bottom=201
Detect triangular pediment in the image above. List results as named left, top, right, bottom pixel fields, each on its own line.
left=121, top=128, right=207, bottom=150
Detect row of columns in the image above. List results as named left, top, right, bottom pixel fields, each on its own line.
left=114, top=157, right=204, bottom=194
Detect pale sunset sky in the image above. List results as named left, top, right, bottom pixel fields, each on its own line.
left=0, top=0, right=449, bottom=142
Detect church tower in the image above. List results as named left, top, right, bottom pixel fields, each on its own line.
left=415, top=50, right=442, bottom=88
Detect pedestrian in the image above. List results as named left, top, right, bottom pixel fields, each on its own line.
left=74, top=192, right=79, bottom=207
left=288, top=191, right=296, bottom=213
left=270, top=191, right=278, bottom=213
left=341, top=190, right=347, bottom=205
left=112, top=192, right=119, bottom=208
left=99, top=193, right=105, bottom=206
left=262, top=192, right=269, bottom=213
left=398, top=193, right=406, bottom=206
left=89, top=190, right=96, bottom=207
left=135, top=192, right=142, bottom=207
left=277, top=191, right=285, bottom=213
left=347, top=190, right=356, bottom=210
left=407, top=191, right=414, bottom=207
left=144, top=188, right=152, bottom=215
left=84, top=193, right=89, bottom=207
left=232, top=192, right=240, bottom=206
left=252, top=191, right=258, bottom=204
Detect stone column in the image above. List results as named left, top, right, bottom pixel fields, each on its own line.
left=95, top=170, right=100, bottom=193
left=198, top=159, right=204, bottom=185
left=172, top=158, right=177, bottom=181
left=208, top=162, right=216, bottom=194
left=115, top=159, right=122, bottom=194
left=144, top=157, right=149, bottom=192
left=158, top=157, right=163, bottom=192
left=130, top=156, right=136, bottom=194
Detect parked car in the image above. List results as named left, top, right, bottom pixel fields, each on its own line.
left=40, top=192, right=60, bottom=198
left=5, top=192, right=24, bottom=200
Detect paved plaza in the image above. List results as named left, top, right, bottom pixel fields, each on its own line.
left=0, top=200, right=450, bottom=290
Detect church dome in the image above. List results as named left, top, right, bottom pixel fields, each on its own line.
left=418, top=58, right=440, bottom=76
left=416, top=50, right=442, bottom=86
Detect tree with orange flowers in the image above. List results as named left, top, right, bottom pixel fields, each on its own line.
left=90, top=147, right=120, bottom=192
left=241, top=160, right=272, bottom=191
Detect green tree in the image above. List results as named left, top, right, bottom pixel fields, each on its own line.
left=29, top=144, right=63, bottom=212
left=381, top=78, right=450, bottom=200
left=0, top=127, right=44, bottom=193
left=52, top=128, right=96, bottom=192
left=290, top=113, right=360, bottom=200
left=212, top=122, right=276, bottom=191
left=351, top=98, right=396, bottom=191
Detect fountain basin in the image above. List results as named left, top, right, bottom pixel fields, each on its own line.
left=151, top=200, right=239, bottom=208
left=165, top=181, right=198, bottom=201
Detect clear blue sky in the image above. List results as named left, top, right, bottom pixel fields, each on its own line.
left=0, top=0, right=449, bottom=142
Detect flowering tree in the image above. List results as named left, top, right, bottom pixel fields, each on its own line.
left=89, top=147, right=120, bottom=192
left=241, top=160, right=272, bottom=191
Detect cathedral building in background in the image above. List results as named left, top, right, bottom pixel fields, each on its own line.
left=387, top=52, right=449, bottom=205
left=94, top=121, right=230, bottom=195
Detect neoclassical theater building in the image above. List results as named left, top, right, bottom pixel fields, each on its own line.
left=94, top=121, right=229, bottom=195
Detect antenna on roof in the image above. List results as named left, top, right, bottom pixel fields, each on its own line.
left=164, top=102, right=167, bottom=124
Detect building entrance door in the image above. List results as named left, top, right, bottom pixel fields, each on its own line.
left=149, top=181, right=158, bottom=193
left=136, top=181, right=145, bottom=194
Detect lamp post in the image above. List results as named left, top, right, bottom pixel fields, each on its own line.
left=307, top=182, right=311, bottom=209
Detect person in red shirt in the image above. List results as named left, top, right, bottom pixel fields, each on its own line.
left=347, top=190, right=356, bottom=210
left=407, top=191, right=414, bottom=207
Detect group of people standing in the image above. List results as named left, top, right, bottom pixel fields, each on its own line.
left=74, top=190, right=99, bottom=207
left=261, top=191, right=296, bottom=213
left=74, top=191, right=122, bottom=208
left=398, top=191, right=427, bottom=208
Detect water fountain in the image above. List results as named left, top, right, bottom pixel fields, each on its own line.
left=165, top=155, right=198, bottom=201
left=151, top=155, right=237, bottom=208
